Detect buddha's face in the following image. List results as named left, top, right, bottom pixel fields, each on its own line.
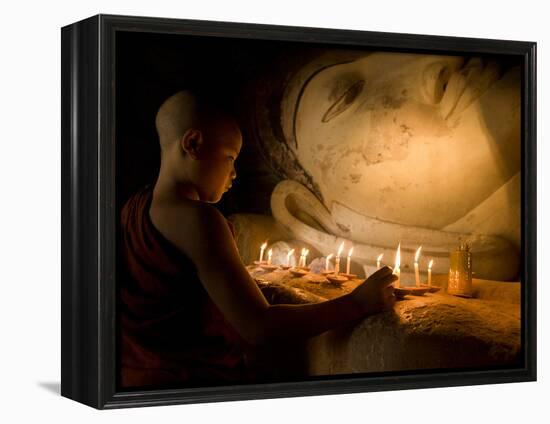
left=291, top=52, right=520, bottom=228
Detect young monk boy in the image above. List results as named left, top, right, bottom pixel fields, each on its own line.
left=119, top=89, right=397, bottom=388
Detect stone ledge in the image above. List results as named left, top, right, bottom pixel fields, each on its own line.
left=249, top=266, right=521, bottom=375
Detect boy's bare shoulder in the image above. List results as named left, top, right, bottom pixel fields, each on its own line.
left=177, top=199, right=224, bottom=224
left=150, top=198, right=230, bottom=258
left=152, top=197, right=225, bottom=231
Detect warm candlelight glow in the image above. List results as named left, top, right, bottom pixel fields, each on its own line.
left=325, top=253, right=334, bottom=271
left=428, top=259, right=434, bottom=287
left=259, top=241, right=268, bottom=262
left=377, top=253, right=383, bottom=270
left=286, top=249, right=295, bottom=266
left=414, top=246, right=422, bottom=287
left=299, top=248, right=309, bottom=267
left=335, top=242, right=345, bottom=275
left=414, top=246, right=422, bottom=262
left=303, top=249, right=309, bottom=267
left=346, top=247, right=354, bottom=274
left=394, top=243, right=401, bottom=269
left=393, top=243, right=401, bottom=288
left=337, top=242, right=345, bottom=257
left=267, top=249, right=273, bottom=265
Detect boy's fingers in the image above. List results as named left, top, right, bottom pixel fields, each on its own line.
left=369, top=266, right=393, bottom=280
left=375, top=274, right=398, bottom=287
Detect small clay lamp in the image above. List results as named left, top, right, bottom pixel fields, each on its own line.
left=326, top=274, right=348, bottom=285
left=394, top=286, right=430, bottom=298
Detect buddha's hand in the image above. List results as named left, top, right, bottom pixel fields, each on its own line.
left=350, top=266, right=397, bottom=316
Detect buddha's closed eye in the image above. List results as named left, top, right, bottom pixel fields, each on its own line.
left=322, top=80, right=365, bottom=123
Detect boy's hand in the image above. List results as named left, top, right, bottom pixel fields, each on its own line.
left=350, top=266, right=397, bottom=316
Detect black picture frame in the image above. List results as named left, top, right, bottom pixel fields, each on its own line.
left=61, top=14, right=537, bottom=409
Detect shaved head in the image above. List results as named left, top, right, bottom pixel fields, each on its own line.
left=155, top=90, right=240, bottom=155
left=152, top=89, right=243, bottom=203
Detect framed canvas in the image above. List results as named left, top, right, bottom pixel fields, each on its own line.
left=61, top=14, right=537, bottom=409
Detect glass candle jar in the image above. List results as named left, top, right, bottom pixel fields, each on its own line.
left=447, top=243, right=473, bottom=297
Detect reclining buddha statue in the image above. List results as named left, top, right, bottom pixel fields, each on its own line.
left=240, top=47, right=521, bottom=283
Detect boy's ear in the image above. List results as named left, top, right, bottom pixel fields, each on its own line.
left=180, top=128, right=203, bottom=159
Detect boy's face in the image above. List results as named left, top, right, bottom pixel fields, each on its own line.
left=194, top=119, right=242, bottom=203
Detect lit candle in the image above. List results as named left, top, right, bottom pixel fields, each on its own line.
left=377, top=253, right=383, bottom=270
left=428, top=259, right=434, bottom=287
left=299, top=248, right=305, bottom=267
left=259, top=241, right=267, bottom=263
left=414, top=246, right=422, bottom=287
left=303, top=249, right=309, bottom=267
left=267, top=249, right=273, bottom=265
left=393, top=243, right=401, bottom=288
left=287, top=249, right=295, bottom=266
left=325, top=253, right=334, bottom=271
left=335, top=242, right=345, bottom=276
left=346, top=247, right=354, bottom=274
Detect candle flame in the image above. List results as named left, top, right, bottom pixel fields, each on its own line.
left=377, top=253, right=383, bottom=262
left=414, top=246, right=422, bottom=263
left=348, top=247, right=354, bottom=257
left=261, top=242, right=267, bottom=250
left=326, top=253, right=334, bottom=260
left=428, top=259, right=434, bottom=269
left=304, top=249, right=309, bottom=257
left=287, top=249, right=295, bottom=257
left=394, top=243, right=401, bottom=272
left=337, top=242, right=345, bottom=256
left=268, top=249, right=272, bottom=255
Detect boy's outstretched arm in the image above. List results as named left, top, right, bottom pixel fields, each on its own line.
left=150, top=202, right=396, bottom=346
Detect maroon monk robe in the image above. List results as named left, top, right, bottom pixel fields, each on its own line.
left=119, top=185, right=252, bottom=388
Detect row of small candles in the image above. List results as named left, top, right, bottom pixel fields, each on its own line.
left=259, top=241, right=353, bottom=275
left=258, top=241, right=434, bottom=286
left=259, top=242, right=306, bottom=267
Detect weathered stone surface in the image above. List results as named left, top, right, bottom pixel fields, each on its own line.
left=281, top=54, right=520, bottom=253
left=255, top=277, right=327, bottom=304
left=248, top=266, right=521, bottom=375
left=306, top=291, right=520, bottom=375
